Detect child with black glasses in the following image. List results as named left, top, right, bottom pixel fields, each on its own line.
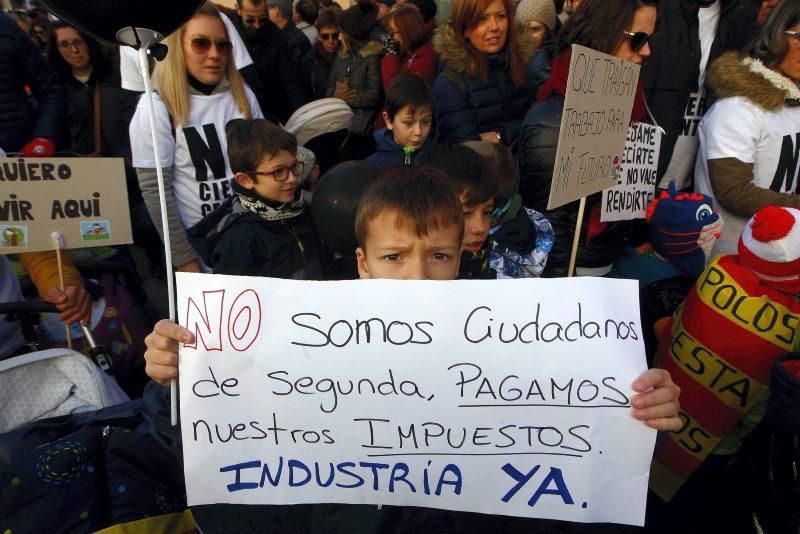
left=208, top=119, right=330, bottom=279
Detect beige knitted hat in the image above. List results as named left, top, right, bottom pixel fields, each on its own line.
left=514, top=0, right=557, bottom=30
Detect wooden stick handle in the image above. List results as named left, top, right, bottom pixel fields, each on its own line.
left=53, top=243, right=72, bottom=350
left=567, top=197, right=587, bottom=278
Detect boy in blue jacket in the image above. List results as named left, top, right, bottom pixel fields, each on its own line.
left=366, top=73, right=435, bottom=168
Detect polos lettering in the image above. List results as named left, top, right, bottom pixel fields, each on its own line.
left=698, top=266, right=799, bottom=347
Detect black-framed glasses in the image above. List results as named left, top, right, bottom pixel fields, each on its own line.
left=622, top=31, right=651, bottom=53
left=245, top=161, right=305, bottom=182
left=185, top=37, right=233, bottom=55
left=320, top=31, right=340, bottom=41
left=57, top=38, right=85, bottom=50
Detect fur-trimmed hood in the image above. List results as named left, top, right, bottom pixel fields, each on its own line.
left=433, top=23, right=536, bottom=78
left=337, top=39, right=382, bottom=60
left=708, top=52, right=800, bottom=112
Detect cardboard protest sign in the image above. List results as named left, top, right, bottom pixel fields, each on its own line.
left=547, top=45, right=642, bottom=210
left=601, top=123, right=662, bottom=222
left=177, top=274, right=657, bottom=526
left=0, top=158, right=132, bottom=253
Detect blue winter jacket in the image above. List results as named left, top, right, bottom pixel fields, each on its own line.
left=365, top=127, right=434, bottom=168
left=0, top=13, right=65, bottom=152
left=431, top=24, right=535, bottom=146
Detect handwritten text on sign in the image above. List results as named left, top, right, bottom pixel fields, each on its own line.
left=176, top=275, right=656, bottom=526
left=601, top=123, right=662, bottom=222
left=548, top=45, right=641, bottom=210
left=0, top=158, right=132, bottom=253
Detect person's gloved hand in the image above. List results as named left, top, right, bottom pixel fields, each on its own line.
left=20, top=137, right=56, bottom=157
left=381, top=36, right=400, bottom=56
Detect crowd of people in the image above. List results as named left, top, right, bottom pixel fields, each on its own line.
left=1, top=0, right=799, bottom=531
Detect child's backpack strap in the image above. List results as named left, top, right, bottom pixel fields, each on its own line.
left=186, top=196, right=235, bottom=240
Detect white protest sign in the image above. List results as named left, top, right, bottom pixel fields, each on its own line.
left=177, top=274, right=657, bottom=526
left=548, top=45, right=641, bottom=210
left=601, top=123, right=662, bottom=222
left=0, top=158, right=132, bottom=253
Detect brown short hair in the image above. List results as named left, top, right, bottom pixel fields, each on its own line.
left=355, top=167, right=464, bottom=249
left=316, top=6, right=341, bottom=29
left=462, top=141, right=516, bottom=205
left=385, top=72, right=435, bottom=120
left=383, top=4, right=427, bottom=55
left=227, top=119, right=297, bottom=176
left=416, top=143, right=496, bottom=206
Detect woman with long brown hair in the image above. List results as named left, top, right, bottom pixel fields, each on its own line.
left=432, top=0, right=534, bottom=146
left=129, top=2, right=263, bottom=272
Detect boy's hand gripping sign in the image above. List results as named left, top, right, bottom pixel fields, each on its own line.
left=177, top=274, right=656, bottom=526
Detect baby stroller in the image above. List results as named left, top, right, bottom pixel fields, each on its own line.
left=0, top=300, right=192, bottom=533
left=284, top=97, right=354, bottom=176
left=0, top=300, right=129, bottom=434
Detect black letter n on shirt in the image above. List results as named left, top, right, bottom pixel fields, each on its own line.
left=770, top=133, right=800, bottom=193
left=183, top=124, right=226, bottom=182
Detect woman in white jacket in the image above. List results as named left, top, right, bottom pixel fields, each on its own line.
left=694, top=0, right=800, bottom=257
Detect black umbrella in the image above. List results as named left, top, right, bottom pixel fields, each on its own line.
left=36, top=0, right=203, bottom=47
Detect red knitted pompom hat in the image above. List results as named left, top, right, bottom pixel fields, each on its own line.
left=738, top=206, right=800, bottom=280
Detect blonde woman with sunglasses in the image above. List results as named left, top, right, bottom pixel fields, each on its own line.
left=129, top=2, right=263, bottom=273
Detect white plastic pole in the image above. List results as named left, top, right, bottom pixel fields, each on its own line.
left=137, top=45, right=178, bottom=426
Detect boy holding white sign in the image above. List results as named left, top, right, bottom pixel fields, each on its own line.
left=143, top=167, right=681, bottom=531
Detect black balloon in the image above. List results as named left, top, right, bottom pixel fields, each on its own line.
left=36, top=0, right=203, bottom=45
left=312, top=161, right=380, bottom=255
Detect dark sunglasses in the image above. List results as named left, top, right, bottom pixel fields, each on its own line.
left=244, top=16, right=269, bottom=26
left=622, top=31, right=651, bottom=53
left=186, top=37, right=233, bottom=55
left=319, top=32, right=340, bottom=41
